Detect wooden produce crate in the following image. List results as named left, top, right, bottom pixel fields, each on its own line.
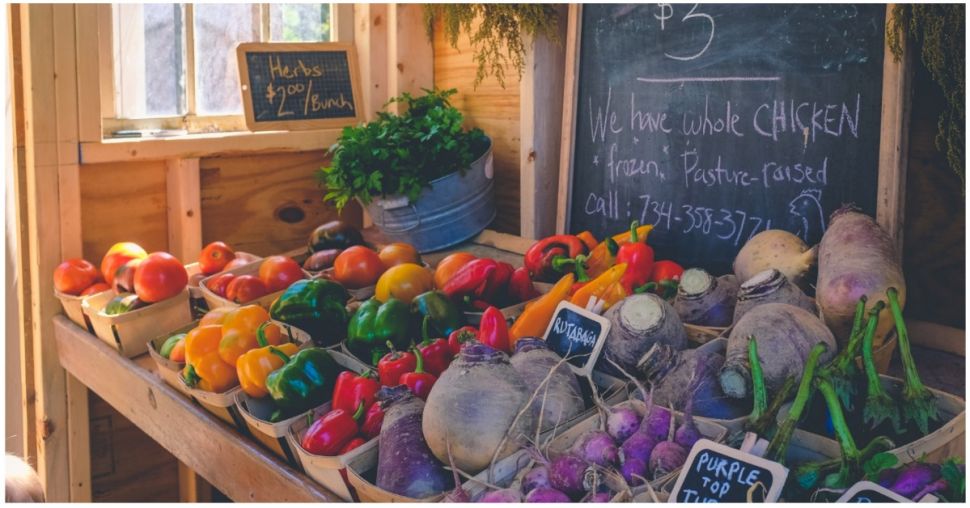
left=344, top=441, right=446, bottom=503
left=146, top=322, right=197, bottom=397
left=198, top=249, right=309, bottom=310
left=82, top=288, right=193, bottom=358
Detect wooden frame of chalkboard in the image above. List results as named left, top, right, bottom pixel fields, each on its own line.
left=556, top=4, right=912, bottom=262
left=236, top=42, right=365, bottom=132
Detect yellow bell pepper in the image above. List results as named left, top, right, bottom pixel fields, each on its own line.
left=570, top=263, right=628, bottom=309
left=586, top=224, right=654, bottom=277
left=218, top=305, right=283, bottom=366
left=183, top=324, right=237, bottom=393
left=509, top=273, right=574, bottom=348
left=236, top=340, right=300, bottom=398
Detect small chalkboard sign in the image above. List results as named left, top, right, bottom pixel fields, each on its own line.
left=236, top=42, right=364, bottom=131
left=836, top=481, right=913, bottom=503
left=542, top=301, right=611, bottom=377
left=670, top=439, right=788, bottom=503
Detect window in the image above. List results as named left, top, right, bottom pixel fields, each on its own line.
left=107, top=3, right=332, bottom=134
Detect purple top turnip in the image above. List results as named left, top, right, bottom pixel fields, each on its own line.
left=478, top=488, right=523, bottom=503
left=673, top=269, right=738, bottom=327
left=525, top=487, right=571, bottom=503
left=375, top=386, right=451, bottom=499
left=521, top=465, right=551, bottom=493
left=570, top=429, right=618, bottom=467
left=598, top=293, right=687, bottom=376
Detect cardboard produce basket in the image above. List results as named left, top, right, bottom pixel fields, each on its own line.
left=236, top=347, right=371, bottom=468
left=81, top=288, right=193, bottom=358
left=55, top=288, right=108, bottom=333
left=344, top=440, right=445, bottom=503
left=146, top=321, right=197, bottom=397
left=198, top=250, right=309, bottom=310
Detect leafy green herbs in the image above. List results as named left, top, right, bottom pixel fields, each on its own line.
left=320, top=89, right=487, bottom=211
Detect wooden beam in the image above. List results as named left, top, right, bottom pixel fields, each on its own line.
left=556, top=4, right=583, bottom=234
left=353, top=3, right=388, bottom=121
left=74, top=4, right=101, bottom=142
left=386, top=4, right=432, bottom=114
left=331, top=3, right=355, bottom=44
left=165, top=158, right=202, bottom=262
left=178, top=463, right=213, bottom=503
left=519, top=5, right=567, bottom=239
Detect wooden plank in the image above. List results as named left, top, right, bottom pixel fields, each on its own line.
left=386, top=4, right=433, bottom=114
left=556, top=4, right=582, bottom=234
left=165, top=159, right=202, bottom=262
left=96, top=4, right=113, bottom=119
left=52, top=4, right=79, bottom=166
left=66, top=376, right=91, bottom=501
left=79, top=129, right=342, bottom=164
left=908, top=321, right=966, bottom=358
left=199, top=151, right=363, bottom=256
left=20, top=4, right=71, bottom=499
left=354, top=3, right=388, bottom=121
left=331, top=3, right=355, bottom=44
left=53, top=317, right=335, bottom=502
left=178, top=463, right=212, bottom=503
left=519, top=5, right=566, bottom=239
left=876, top=3, right=913, bottom=261
left=74, top=4, right=101, bottom=142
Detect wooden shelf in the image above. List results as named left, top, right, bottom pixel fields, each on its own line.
left=53, top=316, right=335, bottom=502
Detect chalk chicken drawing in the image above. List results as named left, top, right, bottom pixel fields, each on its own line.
left=787, top=189, right=826, bottom=242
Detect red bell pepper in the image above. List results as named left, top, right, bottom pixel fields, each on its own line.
left=441, top=258, right=498, bottom=300
left=615, top=221, right=655, bottom=294
left=400, top=348, right=437, bottom=400
left=377, top=342, right=416, bottom=387
left=481, top=261, right=514, bottom=303
left=478, top=306, right=511, bottom=353
left=418, top=317, right=453, bottom=377
left=639, top=260, right=684, bottom=299
left=508, top=266, right=541, bottom=303
left=524, top=234, right=589, bottom=283
left=338, top=436, right=367, bottom=455
left=301, top=403, right=365, bottom=456
left=332, top=370, right=381, bottom=413
left=360, top=403, right=384, bottom=439
left=447, top=326, right=479, bottom=355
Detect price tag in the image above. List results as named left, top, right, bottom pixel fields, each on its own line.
left=542, top=301, right=611, bottom=377
left=836, top=481, right=914, bottom=503
left=669, top=439, right=788, bottom=503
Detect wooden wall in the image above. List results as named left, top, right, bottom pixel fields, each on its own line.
left=432, top=21, right=521, bottom=236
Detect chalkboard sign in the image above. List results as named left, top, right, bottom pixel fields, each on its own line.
left=542, top=301, right=611, bottom=376
left=559, top=5, right=901, bottom=275
left=670, top=439, right=788, bottom=503
left=836, top=481, right=913, bottom=503
left=236, top=42, right=364, bottom=131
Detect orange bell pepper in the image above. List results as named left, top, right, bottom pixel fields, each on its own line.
left=576, top=231, right=598, bottom=251
left=570, top=263, right=627, bottom=309
left=183, top=325, right=237, bottom=392
left=200, top=306, right=234, bottom=326
left=597, top=280, right=628, bottom=311
left=586, top=224, right=654, bottom=278
left=218, top=305, right=283, bottom=366
left=236, top=338, right=299, bottom=398
left=509, top=273, right=574, bottom=348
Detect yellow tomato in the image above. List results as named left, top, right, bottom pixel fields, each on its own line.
left=375, top=263, right=434, bottom=304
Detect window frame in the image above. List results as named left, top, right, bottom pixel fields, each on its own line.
left=100, top=3, right=345, bottom=136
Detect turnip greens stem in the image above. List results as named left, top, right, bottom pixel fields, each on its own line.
left=887, top=287, right=937, bottom=434
left=765, top=342, right=827, bottom=464
left=860, top=301, right=900, bottom=432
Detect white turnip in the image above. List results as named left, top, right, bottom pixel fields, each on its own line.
left=817, top=206, right=905, bottom=347
left=733, top=268, right=815, bottom=322
left=733, top=229, right=817, bottom=287
left=510, top=338, right=584, bottom=432
left=598, top=293, right=687, bottom=376
left=673, top=269, right=739, bottom=327
left=719, top=303, right=837, bottom=399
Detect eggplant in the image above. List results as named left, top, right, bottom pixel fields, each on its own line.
left=308, top=220, right=364, bottom=252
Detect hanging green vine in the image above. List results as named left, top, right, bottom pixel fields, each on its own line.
left=888, top=5, right=965, bottom=189
left=423, top=4, right=560, bottom=88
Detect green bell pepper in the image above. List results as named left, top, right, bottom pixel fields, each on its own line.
left=410, top=290, right=463, bottom=337
left=265, top=347, right=341, bottom=414
left=346, top=297, right=412, bottom=365
left=269, top=278, right=350, bottom=347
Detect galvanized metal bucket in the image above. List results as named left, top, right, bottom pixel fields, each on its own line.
left=363, top=138, right=495, bottom=253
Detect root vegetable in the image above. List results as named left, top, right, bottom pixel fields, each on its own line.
left=599, top=293, right=687, bottom=376
left=733, top=268, right=815, bottom=322
left=570, top=430, right=618, bottom=467
left=648, top=441, right=687, bottom=480
left=510, top=338, right=585, bottom=432
left=479, top=489, right=523, bottom=503
left=586, top=376, right=639, bottom=443
left=521, top=466, right=551, bottom=493
left=890, top=461, right=940, bottom=498
left=525, top=487, right=571, bottom=502
left=720, top=303, right=837, bottom=399
left=548, top=454, right=591, bottom=497
left=423, top=342, right=536, bottom=474
left=674, top=360, right=706, bottom=450
left=620, top=432, right=657, bottom=465
left=620, top=457, right=648, bottom=487
left=733, top=229, right=817, bottom=287
left=586, top=490, right=614, bottom=502
left=673, top=269, right=738, bottom=327
left=817, top=206, right=905, bottom=347
left=375, top=386, right=451, bottom=498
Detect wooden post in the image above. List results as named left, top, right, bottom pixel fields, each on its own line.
left=386, top=4, right=433, bottom=114
left=354, top=3, right=389, bottom=228
left=165, top=158, right=203, bottom=262
left=520, top=5, right=567, bottom=239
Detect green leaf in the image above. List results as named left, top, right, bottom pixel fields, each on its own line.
left=863, top=452, right=898, bottom=480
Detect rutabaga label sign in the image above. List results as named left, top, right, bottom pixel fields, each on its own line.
left=542, top=301, right=611, bottom=377
left=670, top=439, right=788, bottom=503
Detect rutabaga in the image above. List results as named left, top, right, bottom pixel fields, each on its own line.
left=375, top=385, right=451, bottom=498
left=733, top=268, right=815, bottom=322
left=733, top=229, right=817, bottom=287
left=510, top=338, right=585, bottom=432
left=673, top=268, right=739, bottom=327
left=598, top=293, right=687, bottom=376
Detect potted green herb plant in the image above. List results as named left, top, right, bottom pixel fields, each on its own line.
left=319, top=89, right=493, bottom=252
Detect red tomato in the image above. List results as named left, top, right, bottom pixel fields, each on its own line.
left=206, top=273, right=236, bottom=297
left=225, top=275, right=268, bottom=303
left=53, top=259, right=101, bottom=295
left=199, top=241, right=236, bottom=275
left=223, top=258, right=252, bottom=271
left=133, top=252, right=189, bottom=303
left=100, top=242, right=147, bottom=286
left=333, top=246, right=384, bottom=289
left=258, top=256, right=305, bottom=293
left=80, top=282, right=111, bottom=296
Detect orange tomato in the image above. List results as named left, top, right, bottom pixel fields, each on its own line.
left=101, top=242, right=147, bottom=286
left=375, top=263, right=434, bottom=304
left=225, top=275, right=268, bottom=303
left=334, top=246, right=385, bottom=289
left=433, top=252, right=476, bottom=289
left=80, top=282, right=111, bottom=296
left=199, top=241, right=235, bottom=275
left=133, top=252, right=189, bottom=303
left=258, top=256, right=305, bottom=293
left=53, top=259, right=102, bottom=295
left=379, top=243, right=421, bottom=268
